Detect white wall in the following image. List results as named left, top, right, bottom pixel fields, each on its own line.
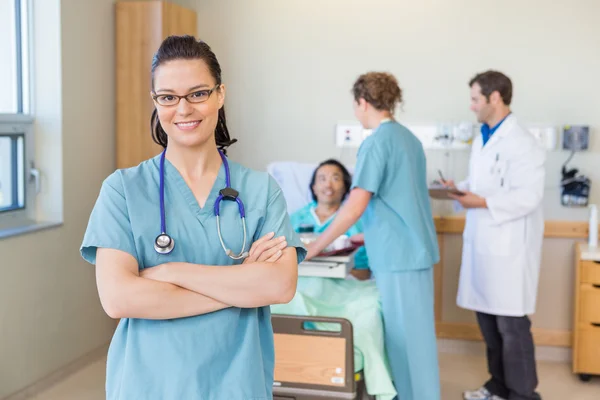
left=196, top=0, right=600, bottom=220
left=0, top=0, right=117, bottom=397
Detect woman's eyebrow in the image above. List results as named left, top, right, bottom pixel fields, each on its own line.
left=154, top=84, right=212, bottom=94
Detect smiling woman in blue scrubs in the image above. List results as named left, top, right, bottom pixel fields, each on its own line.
left=80, top=35, right=305, bottom=400
left=305, top=72, right=441, bottom=400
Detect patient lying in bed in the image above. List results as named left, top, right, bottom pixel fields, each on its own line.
left=289, top=159, right=370, bottom=280
left=271, top=159, right=396, bottom=400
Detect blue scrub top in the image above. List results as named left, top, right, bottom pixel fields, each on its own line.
left=80, top=153, right=306, bottom=400
left=352, top=120, right=439, bottom=272
left=290, top=201, right=369, bottom=269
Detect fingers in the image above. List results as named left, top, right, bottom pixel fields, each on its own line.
left=253, top=236, right=285, bottom=259
left=265, top=249, right=284, bottom=263
left=257, top=238, right=287, bottom=262
left=244, top=234, right=287, bottom=264
left=349, top=233, right=364, bottom=244
left=444, top=179, right=456, bottom=188
left=248, top=232, right=275, bottom=257
left=258, top=235, right=286, bottom=254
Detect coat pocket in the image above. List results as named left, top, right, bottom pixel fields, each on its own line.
left=474, top=212, right=524, bottom=257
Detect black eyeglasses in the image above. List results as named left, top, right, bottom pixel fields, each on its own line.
left=152, top=84, right=220, bottom=106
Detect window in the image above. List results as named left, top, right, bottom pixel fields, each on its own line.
left=1, top=0, right=30, bottom=114
left=0, top=0, right=36, bottom=232
left=0, top=133, right=25, bottom=212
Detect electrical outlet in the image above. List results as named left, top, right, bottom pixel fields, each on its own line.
left=335, top=123, right=364, bottom=148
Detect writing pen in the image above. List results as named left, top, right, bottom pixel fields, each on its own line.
left=438, top=169, right=446, bottom=183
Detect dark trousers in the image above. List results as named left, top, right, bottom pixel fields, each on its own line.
left=476, top=312, right=542, bottom=400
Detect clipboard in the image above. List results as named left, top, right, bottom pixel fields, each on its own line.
left=428, top=186, right=465, bottom=200
left=316, top=243, right=360, bottom=258
left=300, top=246, right=359, bottom=279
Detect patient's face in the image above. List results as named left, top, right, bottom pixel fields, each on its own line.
left=312, top=165, right=346, bottom=207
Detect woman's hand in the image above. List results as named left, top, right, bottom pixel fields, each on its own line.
left=304, top=242, right=320, bottom=261
left=349, top=233, right=364, bottom=245
left=350, top=268, right=371, bottom=281
left=243, top=232, right=287, bottom=264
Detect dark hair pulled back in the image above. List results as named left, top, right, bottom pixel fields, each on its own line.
left=150, top=35, right=237, bottom=153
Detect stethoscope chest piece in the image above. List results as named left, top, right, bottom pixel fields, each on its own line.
left=154, top=233, right=175, bottom=254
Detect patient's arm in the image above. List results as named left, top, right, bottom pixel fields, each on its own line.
left=350, top=269, right=371, bottom=281
left=306, top=188, right=372, bottom=259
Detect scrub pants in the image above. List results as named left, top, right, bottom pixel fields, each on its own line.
left=375, top=268, right=440, bottom=400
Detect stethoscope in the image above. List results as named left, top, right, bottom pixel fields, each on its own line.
left=154, top=149, right=249, bottom=260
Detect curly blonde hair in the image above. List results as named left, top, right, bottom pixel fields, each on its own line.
left=351, top=72, right=402, bottom=113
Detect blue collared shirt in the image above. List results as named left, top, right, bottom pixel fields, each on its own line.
left=481, top=113, right=511, bottom=146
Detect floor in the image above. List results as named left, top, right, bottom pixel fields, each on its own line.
left=28, top=352, right=600, bottom=400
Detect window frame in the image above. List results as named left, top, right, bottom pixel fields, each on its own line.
left=0, top=0, right=38, bottom=235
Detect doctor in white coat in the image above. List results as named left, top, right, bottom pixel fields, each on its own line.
left=446, top=71, right=545, bottom=400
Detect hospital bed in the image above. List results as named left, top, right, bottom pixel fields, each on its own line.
left=272, top=315, right=370, bottom=400
left=267, top=162, right=396, bottom=400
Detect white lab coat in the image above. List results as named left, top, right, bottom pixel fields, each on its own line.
left=456, top=114, right=546, bottom=316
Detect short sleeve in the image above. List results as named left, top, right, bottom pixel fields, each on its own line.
left=289, top=208, right=304, bottom=232
left=289, top=203, right=314, bottom=233
left=351, top=137, right=386, bottom=195
left=256, top=176, right=307, bottom=264
left=80, top=172, right=139, bottom=265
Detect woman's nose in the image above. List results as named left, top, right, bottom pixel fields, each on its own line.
left=176, top=98, right=193, bottom=115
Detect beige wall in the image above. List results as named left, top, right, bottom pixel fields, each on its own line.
left=0, top=0, right=117, bottom=397
left=196, top=0, right=600, bottom=220
left=1, top=2, right=596, bottom=396
left=193, top=0, right=599, bottom=336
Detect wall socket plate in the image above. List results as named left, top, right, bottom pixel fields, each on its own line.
left=563, top=125, right=590, bottom=151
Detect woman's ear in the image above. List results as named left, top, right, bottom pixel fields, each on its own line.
left=217, top=84, right=226, bottom=108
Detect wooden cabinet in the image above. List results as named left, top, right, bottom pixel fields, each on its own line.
left=573, top=243, right=600, bottom=381
left=115, top=1, right=197, bottom=169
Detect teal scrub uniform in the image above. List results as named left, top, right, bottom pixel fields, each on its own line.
left=290, top=201, right=369, bottom=269
left=80, top=153, right=306, bottom=400
left=352, top=120, right=440, bottom=400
